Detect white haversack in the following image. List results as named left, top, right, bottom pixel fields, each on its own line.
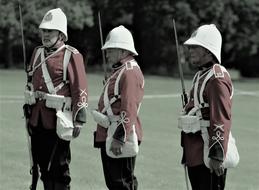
left=56, top=110, right=74, bottom=141
left=106, top=123, right=139, bottom=158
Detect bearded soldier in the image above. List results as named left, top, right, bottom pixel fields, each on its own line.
left=92, top=25, right=144, bottom=190
left=178, top=24, right=239, bottom=190
left=24, top=8, right=88, bottom=190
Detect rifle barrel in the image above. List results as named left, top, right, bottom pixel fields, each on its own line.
left=18, top=1, right=27, bottom=71
left=173, top=19, right=186, bottom=94
left=172, top=19, right=188, bottom=107
left=19, top=3, right=39, bottom=189
left=98, top=11, right=107, bottom=78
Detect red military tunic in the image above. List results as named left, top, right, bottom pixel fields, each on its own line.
left=182, top=63, right=233, bottom=166
left=28, top=42, right=88, bottom=129
left=95, top=56, right=144, bottom=143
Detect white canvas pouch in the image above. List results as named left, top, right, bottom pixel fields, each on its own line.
left=56, top=110, right=74, bottom=141
left=106, top=123, right=139, bottom=158
left=202, top=129, right=240, bottom=168
left=178, top=115, right=201, bottom=133
left=45, top=94, right=65, bottom=110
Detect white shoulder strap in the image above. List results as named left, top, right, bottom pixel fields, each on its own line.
left=103, top=80, right=113, bottom=115
left=114, top=67, right=125, bottom=97
left=32, top=45, right=65, bottom=74
left=32, top=48, right=43, bottom=69
left=54, top=48, right=72, bottom=92
left=41, top=51, right=56, bottom=94
left=189, top=69, right=211, bottom=117
left=199, top=69, right=214, bottom=104
left=40, top=45, right=71, bottom=94
left=193, top=71, right=201, bottom=107
left=63, top=47, right=72, bottom=81
left=102, top=67, right=126, bottom=115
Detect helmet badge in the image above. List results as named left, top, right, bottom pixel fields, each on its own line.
left=43, top=12, right=53, bottom=22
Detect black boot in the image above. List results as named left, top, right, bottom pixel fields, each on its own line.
left=54, top=182, right=70, bottom=190
left=43, top=180, right=54, bottom=190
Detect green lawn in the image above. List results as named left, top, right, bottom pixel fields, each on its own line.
left=0, top=69, right=259, bottom=190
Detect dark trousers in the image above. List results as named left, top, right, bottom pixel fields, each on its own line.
left=30, top=126, right=71, bottom=189
left=187, top=164, right=227, bottom=190
left=100, top=146, right=138, bottom=190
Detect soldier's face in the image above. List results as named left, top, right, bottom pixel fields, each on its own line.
left=105, top=49, right=123, bottom=66
left=41, top=29, right=60, bottom=48
left=188, top=45, right=212, bottom=67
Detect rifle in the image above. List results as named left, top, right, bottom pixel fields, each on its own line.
left=172, top=19, right=188, bottom=108
left=18, top=1, right=39, bottom=189
left=172, top=19, right=189, bottom=190
left=97, top=11, right=108, bottom=80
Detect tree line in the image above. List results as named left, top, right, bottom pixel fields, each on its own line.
left=0, top=0, right=258, bottom=77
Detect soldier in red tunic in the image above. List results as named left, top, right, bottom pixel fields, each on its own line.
left=24, top=8, right=88, bottom=190
left=92, top=25, right=144, bottom=190
left=179, top=24, right=239, bottom=189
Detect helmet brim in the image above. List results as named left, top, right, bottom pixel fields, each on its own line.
left=101, top=43, right=138, bottom=56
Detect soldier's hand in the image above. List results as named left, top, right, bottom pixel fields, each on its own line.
left=73, top=122, right=82, bottom=138
left=209, top=158, right=224, bottom=176
left=110, top=138, right=123, bottom=156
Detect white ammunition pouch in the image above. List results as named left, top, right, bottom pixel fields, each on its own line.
left=56, top=110, right=74, bottom=141
left=178, top=105, right=209, bottom=133
left=178, top=115, right=201, bottom=133
left=179, top=66, right=239, bottom=168
left=24, top=89, right=36, bottom=105
left=45, top=94, right=67, bottom=110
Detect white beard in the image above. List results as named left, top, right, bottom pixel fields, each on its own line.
left=42, top=36, right=59, bottom=48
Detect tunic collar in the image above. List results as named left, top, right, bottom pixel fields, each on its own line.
left=112, top=55, right=134, bottom=70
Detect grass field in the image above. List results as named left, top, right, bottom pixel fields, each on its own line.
left=0, top=69, right=259, bottom=190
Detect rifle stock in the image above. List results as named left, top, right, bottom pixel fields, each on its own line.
left=19, top=2, right=39, bottom=189
left=172, top=19, right=188, bottom=108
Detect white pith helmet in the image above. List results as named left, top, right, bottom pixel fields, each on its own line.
left=102, top=25, right=138, bottom=56
left=39, top=8, right=68, bottom=41
left=184, top=24, right=222, bottom=63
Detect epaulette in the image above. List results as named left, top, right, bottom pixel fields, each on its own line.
left=213, top=64, right=224, bottom=78
left=125, top=61, right=134, bottom=70
left=65, top=45, right=79, bottom=54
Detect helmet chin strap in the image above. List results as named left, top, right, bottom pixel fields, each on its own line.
left=112, top=50, right=131, bottom=68
left=44, top=32, right=63, bottom=51
left=197, top=51, right=215, bottom=69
